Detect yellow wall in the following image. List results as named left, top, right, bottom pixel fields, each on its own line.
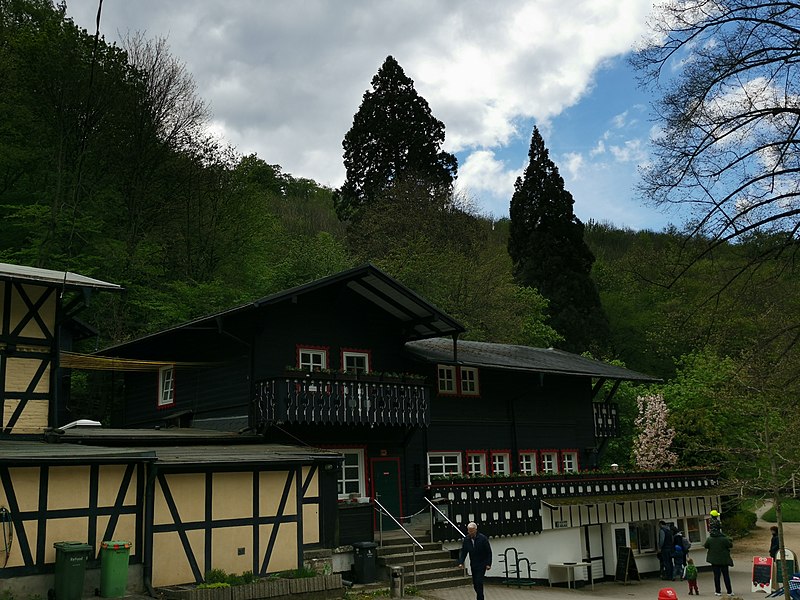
left=0, top=465, right=140, bottom=568
left=302, top=466, right=319, bottom=544
left=151, top=468, right=307, bottom=587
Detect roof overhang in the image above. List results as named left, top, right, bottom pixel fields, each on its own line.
left=0, top=262, right=122, bottom=292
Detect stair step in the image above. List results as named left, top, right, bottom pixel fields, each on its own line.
left=412, top=576, right=472, bottom=591
left=378, top=542, right=442, bottom=555
left=398, top=566, right=464, bottom=583
left=380, top=557, right=456, bottom=571
left=379, top=553, right=450, bottom=563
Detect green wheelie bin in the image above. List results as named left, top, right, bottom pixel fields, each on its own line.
left=53, top=541, right=93, bottom=600
left=100, top=540, right=131, bottom=598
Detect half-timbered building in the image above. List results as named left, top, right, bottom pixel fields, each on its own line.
left=95, top=264, right=722, bottom=586
left=0, top=263, right=341, bottom=598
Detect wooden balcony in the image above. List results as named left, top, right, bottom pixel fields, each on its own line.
left=427, top=469, right=718, bottom=541
left=254, top=372, right=430, bottom=428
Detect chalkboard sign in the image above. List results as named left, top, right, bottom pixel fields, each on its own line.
left=752, top=556, right=773, bottom=593
left=615, top=547, right=640, bottom=584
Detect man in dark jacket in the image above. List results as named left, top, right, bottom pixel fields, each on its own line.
left=659, top=521, right=674, bottom=580
left=459, top=522, right=492, bottom=600
left=769, top=526, right=779, bottom=559
left=704, top=527, right=734, bottom=595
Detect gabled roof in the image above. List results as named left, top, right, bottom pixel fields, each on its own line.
left=101, top=263, right=464, bottom=353
left=0, top=261, right=121, bottom=291
left=405, top=338, right=660, bottom=382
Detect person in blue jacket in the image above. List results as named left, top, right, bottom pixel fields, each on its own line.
left=458, top=522, right=493, bottom=600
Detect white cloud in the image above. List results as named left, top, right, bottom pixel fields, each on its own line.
left=456, top=150, right=523, bottom=216
left=65, top=0, right=657, bottom=218
left=609, top=138, right=648, bottom=163
left=562, top=152, right=585, bottom=181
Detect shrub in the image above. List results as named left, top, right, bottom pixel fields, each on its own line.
left=197, top=583, right=230, bottom=590
left=205, top=569, right=229, bottom=584
left=277, top=566, right=318, bottom=579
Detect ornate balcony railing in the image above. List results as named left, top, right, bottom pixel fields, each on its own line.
left=254, top=373, right=429, bottom=428
left=593, top=402, right=618, bottom=437
left=426, top=469, right=718, bottom=541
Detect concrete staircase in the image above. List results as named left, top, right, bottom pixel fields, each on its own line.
left=377, top=536, right=470, bottom=591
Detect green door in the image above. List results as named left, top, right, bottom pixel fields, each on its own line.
left=371, top=458, right=402, bottom=531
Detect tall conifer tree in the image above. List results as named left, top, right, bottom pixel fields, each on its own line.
left=334, top=55, right=457, bottom=221
left=508, top=127, right=609, bottom=353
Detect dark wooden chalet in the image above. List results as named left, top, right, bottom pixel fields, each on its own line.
left=97, top=264, right=662, bottom=539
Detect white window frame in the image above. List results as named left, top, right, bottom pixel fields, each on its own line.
left=299, top=348, right=327, bottom=371
left=466, top=451, right=487, bottom=476
left=491, top=451, right=510, bottom=475
left=437, top=365, right=456, bottom=394
left=541, top=451, right=558, bottom=474
left=460, top=367, right=480, bottom=395
left=561, top=451, right=579, bottom=473
left=342, top=351, right=370, bottom=374
left=682, top=517, right=702, bottom=544
left=158, top=365, right=175, bottom=407
left=519, top=451, right=538, bottom=475
left=427, top=452, right=462, bottom=482
left=336, top=449, right=366, bottom=499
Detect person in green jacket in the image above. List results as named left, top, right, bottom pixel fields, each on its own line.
left=704, top=526, right=734, bottom=595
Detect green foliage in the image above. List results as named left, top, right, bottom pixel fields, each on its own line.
left=719, top=502, right=757, bottom=539
left=335, top=55, right=457, bottom=222
left=204, top=569, right=229, bottom=584
left=276, top=566, right=318, bottom=579
left=762, top=499, right=800, bottom=523
left=508, top=127, right=609, bottom=354
left=202, top=569, right=258, bottom=586
left=197, top=582, right=230, bottom=590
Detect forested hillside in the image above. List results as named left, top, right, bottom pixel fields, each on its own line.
left=3, top=0, right=799, bottom=487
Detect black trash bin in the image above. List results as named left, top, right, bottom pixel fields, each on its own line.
left=352, top=541, right=378, bottom=584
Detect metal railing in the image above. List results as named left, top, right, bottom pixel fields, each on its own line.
left=374, top=498, right=424, bottom=586
left=424, top=496, right=465, bottom=543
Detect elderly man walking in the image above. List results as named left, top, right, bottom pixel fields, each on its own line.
left=458, top=522, right=493, bottom=600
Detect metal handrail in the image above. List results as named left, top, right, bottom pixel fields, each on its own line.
left=373, top=498, right=423, bottom=586
left=425, top=496, right=465, bottom=542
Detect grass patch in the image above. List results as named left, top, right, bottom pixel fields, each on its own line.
left=762, top=498, right=800, bottom=522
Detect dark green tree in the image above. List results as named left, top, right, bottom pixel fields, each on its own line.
left=334, top=55, right=457, bottom=221
left=508, top=127, right=609, bottom=353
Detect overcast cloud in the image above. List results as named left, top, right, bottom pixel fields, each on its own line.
left=65, top=0, right=658, bottom=224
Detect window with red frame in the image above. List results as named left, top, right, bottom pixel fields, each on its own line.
left=491, top=451, right=510, bottom=475
left=466, top=451, right=487, bottom=476
left=437, top=365, right=456, bottom=394
left=540, top=451, right=558, bottom=474
left=561, top=450, right=579, bottom=473
left=519, top=451, right=537, bottom=475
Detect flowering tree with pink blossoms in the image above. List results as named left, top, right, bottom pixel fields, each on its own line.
left=632, top=393, right=677, bottom=470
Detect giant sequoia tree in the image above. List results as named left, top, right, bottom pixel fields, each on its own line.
left=508, top=127, right=609, bottom=353
left=334, top=55, right=457, bottom=221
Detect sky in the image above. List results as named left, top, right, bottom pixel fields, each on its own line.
left=64, top=0, right=681, bottom=232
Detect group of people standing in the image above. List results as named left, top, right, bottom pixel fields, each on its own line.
left=658, top=520, right=692, bottom=581
left=660, top=511, right=735, bottom=596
